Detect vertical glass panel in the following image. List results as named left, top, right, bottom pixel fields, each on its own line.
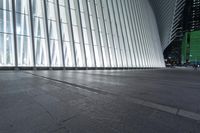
left=101, top=0, right=117, bottom=67
left=70, top=0, right=85, bottom=67
left=95, top=0, right=110, bottom=67
left=15, top=0, right=29, bottom=14
left=0, top=10, right=13, bottom=33
left=58, top=0, right=75, bottom=67
left=75, top=43, right=83, bottom=66
left=15, top=0, right=33, bottom=66
left=46, top=0, right=63, bottom=67
left=88, top=0, right=103, bottom=67
left=16, top=14, right=31, bottom=36
left=0, top=0, right=15, bottom=66
left=0, top=33, right=15, bottom=66
left=79, top=0, right=95, bottom=67
left=63, top=42, right=74, bottom=67
left=123, top=0, right=137, bottom=67
left=32, top=0, right=49, bottom=66
left=116, top=0, right=131, bottom=67
left=107, top=1, right=122, bottom=67
left=107, top=33, right=115, bottom=67
left=17, top=36, right=33, bottom=66
left=85, top=45, right=93, bottom=67
left=34, top=38, right=48, bottom=66
left=0, top=0, right=12, bottom=10
left=111, top=0, right=127, bottom=67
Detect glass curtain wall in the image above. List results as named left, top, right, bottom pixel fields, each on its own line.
left=32, top=0, right=49, bottom=66
left=88, top=0, right=104, bottom=67
left=79, top=0, right=95, bottom=67
left=69, top=0, right=86, bottom=67
left=101, top=0, right=117, bottom=67
left=58, top=0, right=75, bottom=67
left=0, top=0, right=165, bottom=68
left=95, top=0, right=111, bottom=67
left=45, top=0, right=63, bottom=67
left=0, top=0, right=15, bottom=66
left=15, top=0, right=33, bottom=66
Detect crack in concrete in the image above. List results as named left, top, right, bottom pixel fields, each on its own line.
left=61, top=115, right=78, bottom=123
left=30, top=98, right=56, bottom=122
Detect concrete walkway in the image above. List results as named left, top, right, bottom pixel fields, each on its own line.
left=0, top=69, right=200, bottom=133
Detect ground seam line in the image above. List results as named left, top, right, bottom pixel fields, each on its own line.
left=24, top=72, right=200, bottom=122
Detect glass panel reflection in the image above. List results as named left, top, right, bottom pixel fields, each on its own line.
left=46, top=0, right=63, bottom=67
left=0, top=0, right=15, bottom=66
left=32, top=0, right=49, bottom=66
left=15, top=0, right=33, bottom=66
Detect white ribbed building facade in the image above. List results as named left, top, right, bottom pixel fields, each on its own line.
left=149, top=0, right=186, bottom=50
left=0, top=0, right=165, bottom=68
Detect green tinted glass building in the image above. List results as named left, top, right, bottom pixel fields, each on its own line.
left=182, top=31, right=200, bottom=65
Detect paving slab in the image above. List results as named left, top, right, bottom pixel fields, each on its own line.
left=0, top=69, right=200, bottom=133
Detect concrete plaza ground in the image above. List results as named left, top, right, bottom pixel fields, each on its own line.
left=0, top=68, right=200, bottom=133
